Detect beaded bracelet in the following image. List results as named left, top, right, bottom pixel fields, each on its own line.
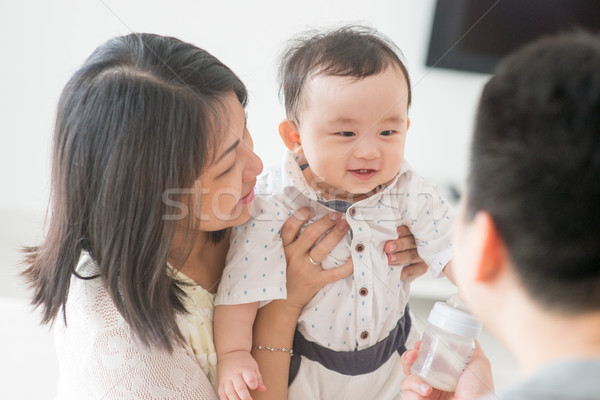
left=252, top=345, right=294, bottom=356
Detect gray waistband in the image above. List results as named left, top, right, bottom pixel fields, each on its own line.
left=289, top=306, right=411, bottom=383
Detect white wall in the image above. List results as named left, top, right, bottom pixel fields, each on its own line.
left=0, top=0, right=490, bottom=219
left=0, top=4, right=509, bottom=397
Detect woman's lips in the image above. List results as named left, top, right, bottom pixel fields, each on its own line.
left=348, top=169, right=377, bottom=181
left=238, top=188, right=255, bottom=205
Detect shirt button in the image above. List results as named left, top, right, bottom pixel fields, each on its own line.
left=355, top=244, right=365, bottom=252
left=349, top=208, right=356, bottom=217
left=359, top=288, right=368, bottom=296
left=360, top=331, right=369, bottom=340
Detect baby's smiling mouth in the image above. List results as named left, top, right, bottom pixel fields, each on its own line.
left=348, top=169, right=377, bottom=181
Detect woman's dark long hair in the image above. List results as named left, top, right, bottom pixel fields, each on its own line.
left=22, top=33, right=247, bottom=351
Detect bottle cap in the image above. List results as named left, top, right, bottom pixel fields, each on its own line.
left=428, top=301, right=482, bottom=338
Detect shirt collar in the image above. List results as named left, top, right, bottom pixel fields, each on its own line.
left=280, top=150, right=413, bottom=205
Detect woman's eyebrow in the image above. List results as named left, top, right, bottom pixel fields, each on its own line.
left=216, top=138, right=240, bottom=162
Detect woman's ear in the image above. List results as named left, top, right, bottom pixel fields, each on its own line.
left=279, top=119, right=302, bottom=153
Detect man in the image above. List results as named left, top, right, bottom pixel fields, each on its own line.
left=401, top=31, right=600, bottom=400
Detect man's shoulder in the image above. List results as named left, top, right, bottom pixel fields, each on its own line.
left=483, top=359, right=600, bottom=400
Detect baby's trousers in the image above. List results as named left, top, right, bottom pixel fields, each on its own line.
left=288, top=309, right=420, bottom=400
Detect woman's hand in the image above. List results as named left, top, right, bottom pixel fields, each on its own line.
left=400, top=341, right=494, bottom=400
left=281, top=215, right=425, bottom=311
left=385, top=226, right=428, bottom=281
left=250, top=208, right=352, bottom=400
left=280, top=208, right=353, bottom=312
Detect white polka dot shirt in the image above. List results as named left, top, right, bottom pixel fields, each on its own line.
left=216, top=151, right=454, bottom=351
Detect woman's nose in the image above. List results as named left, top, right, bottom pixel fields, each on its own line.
left=248, top=149, right=263, bottom=179
left=241, top=143, right=263, bottom=181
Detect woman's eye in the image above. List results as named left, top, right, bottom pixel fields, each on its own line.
left=338, top=131, right=355, bottom=137
left=380, top=130, right=394, bottom=136
left=218, top=165, right=235, bottom=178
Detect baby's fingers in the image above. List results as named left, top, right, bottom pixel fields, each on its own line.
left=242, top=369, right=259, bottom=390
left=243, top=368, right=267, bottom=393
left=221, top=380, right=242, bottom=400
left=256, top=375, right=266, bottom=392
left=232, top=376, right=252, bottom=400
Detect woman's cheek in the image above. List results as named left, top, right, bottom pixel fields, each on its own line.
left=214, top=196, right=236, bottom=221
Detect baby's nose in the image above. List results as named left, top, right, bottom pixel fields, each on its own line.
left=353, top=136, right=380, bottom=159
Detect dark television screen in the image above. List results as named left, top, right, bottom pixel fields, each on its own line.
left=427, top=0, right=600, bottom=74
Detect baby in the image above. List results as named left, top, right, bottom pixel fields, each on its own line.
left=215, top=25, right=456, bottom=400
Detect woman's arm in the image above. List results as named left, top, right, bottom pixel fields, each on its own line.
left=250, top=300, right=302, bottom=399
left=251, top=209, right=352, bottom=399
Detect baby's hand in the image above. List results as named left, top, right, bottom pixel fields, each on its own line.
left=217, top=350, right=266, bottom=400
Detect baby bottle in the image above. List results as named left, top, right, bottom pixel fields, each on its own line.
left=410, top=294, right=482, bottom=392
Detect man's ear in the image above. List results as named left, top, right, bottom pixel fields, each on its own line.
left=279, top=119, right=302, bottom=153
left=406, top=117, right=411, bottom=131
left=472, top=211, right=508, bottom=283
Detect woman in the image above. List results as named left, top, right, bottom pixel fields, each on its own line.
left=23, top=33, right=425, bottom=399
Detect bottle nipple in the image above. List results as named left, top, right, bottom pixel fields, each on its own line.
left=445, top=293, right=470, bottom=313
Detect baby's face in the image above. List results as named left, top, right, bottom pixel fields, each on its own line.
left=297, top=65, right=410, bottom=200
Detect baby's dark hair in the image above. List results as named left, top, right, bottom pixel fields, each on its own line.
left=467, top=31, right=600, bottom=313
left=278, top=25, right=411, bottom=123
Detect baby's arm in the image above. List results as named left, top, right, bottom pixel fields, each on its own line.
left=214, top=302, right=265, bottom=400
left=442, top=260, right=457, bottom=285
left=396, top=172, right=456, bottom=283
left=386, top=225, right=429, bottom=281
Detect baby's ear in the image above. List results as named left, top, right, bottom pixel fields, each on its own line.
left=279, top=119, right=302, bottom=153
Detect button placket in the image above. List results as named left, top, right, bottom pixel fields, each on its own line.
left=347, top=207, right=374, bottom=348
left=352, top=222, right=373, bottom=348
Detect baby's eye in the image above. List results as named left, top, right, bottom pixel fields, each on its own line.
left=380, top=130, right=395, bottom=136
left=338, top=131, right=355, bottom=137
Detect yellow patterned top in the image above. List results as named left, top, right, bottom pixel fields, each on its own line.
left=171, top=266, right=218, bottom=390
